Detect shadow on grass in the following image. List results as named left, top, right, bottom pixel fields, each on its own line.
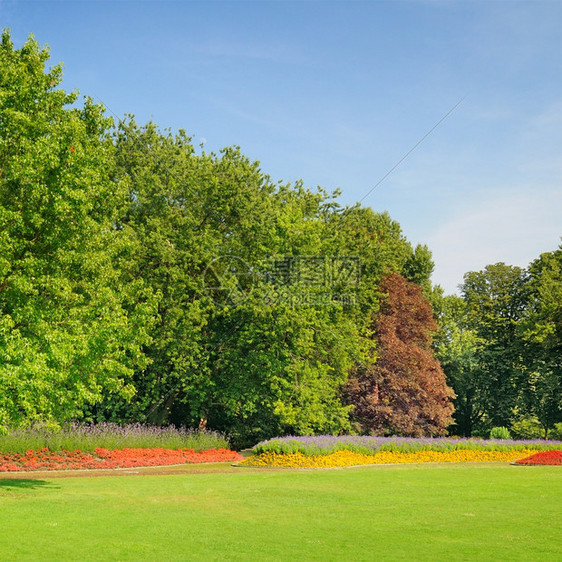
left=0, top=479, right=59, bottom=490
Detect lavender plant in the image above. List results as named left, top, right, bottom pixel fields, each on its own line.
left=0, top=423, right=230, bottom=454
left=252, top=435, right=562, bottom=456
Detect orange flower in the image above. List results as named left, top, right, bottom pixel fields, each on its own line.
left=0, top=447, right=243, bottom=472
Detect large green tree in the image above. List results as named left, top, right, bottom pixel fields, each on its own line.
left=436, top=253, right=562, bottom=437
left=0, top=31, right=154, bottom=430
left=105, top=120, right=366, bottom=445
left=459, top=263, right=529, bottom=429
left=518, top=246, right=562, bottom=435
left=107, top=120, right=273, bottom=426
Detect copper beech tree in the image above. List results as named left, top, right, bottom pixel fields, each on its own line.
left=345, top=273, right=455, bottom=436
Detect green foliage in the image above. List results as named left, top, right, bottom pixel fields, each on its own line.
left=205, top=299, right=361, bottom=447
left=101, top=114, right=434, bottom=446
left=0, top=30, right=155, bottom=430
left=489, top=426, right=511, bottom=440
left=2, top=30, right=438, bottom=443
left=550, top=423, right=562, bottom=441
left=510, top=417, right=545, bottom=440
left=402, top=243, right=435, bottom=292
left=433, top=294, right=485, bottom=436
left=433, top=263, right=530, bottom=436
left=524, top=246, right=562, bottom=347
left=518, top=246, right=562, bottom=433
left=436, top=253, right=562, bottom=438
left=460, top=263, right=529, bottom=429
left=105, top=120, right=375, bottom=446
left=6, top=28, right=559, bottom=446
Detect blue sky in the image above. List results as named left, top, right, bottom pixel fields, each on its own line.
left=2, top=0, right=561, bottom=294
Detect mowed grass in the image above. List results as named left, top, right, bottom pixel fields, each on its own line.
left=0, top=463, right=560, bottom=561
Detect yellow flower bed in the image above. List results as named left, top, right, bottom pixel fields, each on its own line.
left=240, top=449, right=536, bottom=468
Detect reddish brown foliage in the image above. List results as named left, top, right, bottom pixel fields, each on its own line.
left=345, top=273, right=455, bottom=436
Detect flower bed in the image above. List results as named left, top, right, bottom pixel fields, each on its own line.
left=241, top=435, right=562, bottom=468
left=0, top=447, right=243, bottom=472
left=0, top=423, right=229, bottom=454
left=514, top=450, right=562, bottom=466
left=240, top=449, right=537, bottom=468
left=252, top=435, right=562, bottom=456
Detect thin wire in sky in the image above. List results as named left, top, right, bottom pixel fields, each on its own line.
left=356, top=97, right=465, bottom=206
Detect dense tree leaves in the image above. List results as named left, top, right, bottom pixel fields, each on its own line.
left=108, top=123, right=369, bottom=445
left=433, top=295, right=486, bottom=436
left=402, top=243, right=435, bottom=292
left=107, top=120, right=277, bottom=426
left=436, top=257, right=561, bottom=437
left=0, top=30, right=450, bottom=441
left=459, top=263, right=529, bottom=429
left=90, top=111, right=435, bottom=446
left=10, top=29, right=560, bottom=444
left=344, top=273, right=455, bottom=436
left=0, top=31, right=154, bottom=430
left=518, top=246, right=562, bottom=435
left=202, top=298, right=361, bottom=447
left=525, top=246, right=562, bottom=349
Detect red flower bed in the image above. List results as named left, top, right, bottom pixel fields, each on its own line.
left=515, top=450, right=562, bottom=466
left=0, top=447, right=243, bottom=472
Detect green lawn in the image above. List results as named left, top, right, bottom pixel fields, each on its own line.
left=0, top=463, right=560, bottom=561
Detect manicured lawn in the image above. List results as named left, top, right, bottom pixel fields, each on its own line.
left=0, top=463, right=560, bottom=561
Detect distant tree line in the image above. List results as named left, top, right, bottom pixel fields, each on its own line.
left=434, top=255, right=562, bottom=439
left=1, top=31, right=559, bottom=445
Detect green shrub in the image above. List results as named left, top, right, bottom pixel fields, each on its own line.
left=549, top=423, right=562, bottom=441
left=510, top=417, right=545, bottom=440
left=489, top=427, right=512, bottom=440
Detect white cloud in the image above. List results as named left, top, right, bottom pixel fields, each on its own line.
left=428, top=187, right=562, bottom=294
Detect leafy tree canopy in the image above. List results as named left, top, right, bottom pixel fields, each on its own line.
left=345, top=273, right=455, bottom=437
left=0, top=30, right=155, bottom=430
